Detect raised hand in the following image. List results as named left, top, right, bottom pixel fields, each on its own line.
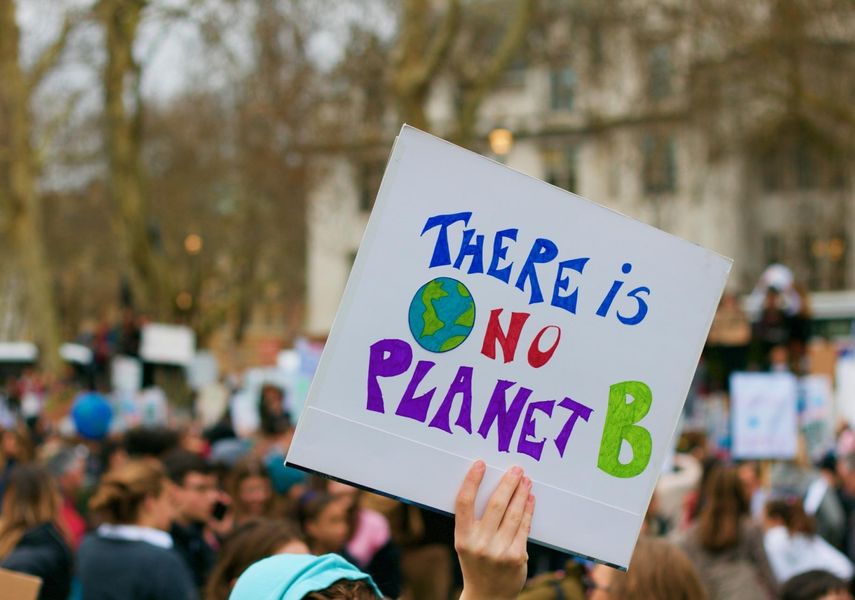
left=454, top=461, right=535, bottom=600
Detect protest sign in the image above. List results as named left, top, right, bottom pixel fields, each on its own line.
left=0, top=342, right=37, bottom=363
left=139, top=323, right=195, bottom=365
left=800, top=375, right=834, bottom=460
left=186, top=351, right=219, bottom=390
left=287, top=126, right=731, bottom=568
left=731, top=372, right=798, bottom=459
left=60, top=343, right=93, bottom=365
left=111, top=355, right=142, bottom=393
left=837, top=357, right=855, bottom=427
left=0, top=568, right=41, bottom=600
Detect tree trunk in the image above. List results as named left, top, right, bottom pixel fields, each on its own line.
left=98, top=0, right=172, bottom=319
left=392, top=0, right=461, bottom=132
left=453, top=0, right=536, bottom=147
left=0, top=0, right=63, bottom=375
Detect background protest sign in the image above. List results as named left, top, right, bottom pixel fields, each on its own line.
left=731, top=372, right=799, bottom=460
left=139, top=323, right=195, bottom=365
left=800, top=374, right=834, bottom=461
left=0, top=567, right=41, bottom=600
left=287, top=126, right=731, bottom=569
left=837, top=356, right=855, bottom=426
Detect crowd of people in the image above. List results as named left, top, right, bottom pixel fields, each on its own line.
left=0, top=271, right=852, bottom=599
left=0, top=368, right=853, bottom=600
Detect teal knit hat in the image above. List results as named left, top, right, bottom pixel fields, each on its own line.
left=229, top=553, right=382, bottom=600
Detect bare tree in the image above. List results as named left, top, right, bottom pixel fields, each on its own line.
left=0, top=0, right=75, bottom=374
left=389, top=0, right=537, bottom=146
left=96, top=0, right=175, bottom=319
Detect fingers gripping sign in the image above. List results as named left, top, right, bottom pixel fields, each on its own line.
left=455, top=461, right=535, bottom=600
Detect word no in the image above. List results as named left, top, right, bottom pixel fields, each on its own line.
left=421, top=212, right=651, bottom=326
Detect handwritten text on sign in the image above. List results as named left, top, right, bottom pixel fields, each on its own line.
left=366, top=211, right=654, bottom=478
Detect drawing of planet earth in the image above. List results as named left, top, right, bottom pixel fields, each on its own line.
left=408, top=277, right=476, bottom=353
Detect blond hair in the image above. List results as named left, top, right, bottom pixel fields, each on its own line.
left=89, top=460, right=166, bottom=524
left=0, top=465, right=61, bottom=558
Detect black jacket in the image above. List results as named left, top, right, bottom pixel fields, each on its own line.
left=170, top=522, right=216, bottom=589
left=78, top=533, right=198, bottom=600
left=1, top=522, right=72, bottom=600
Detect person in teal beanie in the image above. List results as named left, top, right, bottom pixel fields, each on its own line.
left=231, top=461, right=535, bottom=600
left=229, top=553, right=381, bottom=599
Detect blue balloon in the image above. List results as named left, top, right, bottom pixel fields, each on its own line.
left=72, top=393, right=113, bottom=440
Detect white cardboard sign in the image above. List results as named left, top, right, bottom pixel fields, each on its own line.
left=287, top=126, right=731, bottom=568
left=140, top=323, right=195, bottom=365
left=731, top=372, right=798, bottom=460
left=800, top=375, right=834, bottom=460
left=837, top=357, right=855, bottom=427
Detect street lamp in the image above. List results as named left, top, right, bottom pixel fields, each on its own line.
left=176, top=291, right=193, bottom=311
left=184, top=234, right=203, bottom=255
left=489, top=128, right=514, bottom=156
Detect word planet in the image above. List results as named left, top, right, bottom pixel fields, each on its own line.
left=408, top=277, right=476, bottom=353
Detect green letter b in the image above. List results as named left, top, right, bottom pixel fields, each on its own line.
left=597, top=381, right=652, bottom=478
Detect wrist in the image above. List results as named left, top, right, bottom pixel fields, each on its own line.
left=459, top=588, right=517, bottom=600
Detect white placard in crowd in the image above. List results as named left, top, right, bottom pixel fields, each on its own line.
left=186, top=351, right=219, bottom=390
left=0, top=342, right=38, bottom=362
left=287, top=126, right=731, bottom=568
left=837, top=357, right=855, bottom=427
left=60, top=343, right=93, bottom=365
left=140, top=323, right=195, bottom=365
left=731, top=372, right=799, bottom=459
left=111, top=355, right=142, bottom=393
left=800, top=374, right=834, bottom=460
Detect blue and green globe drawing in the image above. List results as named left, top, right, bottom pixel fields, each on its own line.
left=408, top=277, right=476, bottom=353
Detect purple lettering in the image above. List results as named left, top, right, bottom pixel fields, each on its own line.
left=516, top=400, right=556, bottom=461
left=366, top=339, right=413, bottom=413
left=395, top=360, right=437, bottom=423
left=477, top=380, right=533, bottom=452
left=554, top=396, right=593, bottom=457
left=428, top=365, right=474, bottom=434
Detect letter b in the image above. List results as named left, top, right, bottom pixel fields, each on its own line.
left=597, top=381, right=652, bottom=478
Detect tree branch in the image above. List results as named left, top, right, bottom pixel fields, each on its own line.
left=453, top=0, right=537, bottom=145
left=416, top=0, right=461, bottom=87
left=27, top=12, right=78, bottom=91
left=469, top=0, right=535, bottom=100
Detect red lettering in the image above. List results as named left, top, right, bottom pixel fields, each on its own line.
left=527, top=325, right=561, bottom=368
left=480, top=308, right=530, bottom=363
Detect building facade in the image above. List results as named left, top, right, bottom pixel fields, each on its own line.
left=306, top=5, right=854, bottom=335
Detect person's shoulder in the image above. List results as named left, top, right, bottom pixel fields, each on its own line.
left=670, top=523, right=697, bottom=548
left=2, top=524, right=71, bottom=577
left=740, top=518, right=765, bottom=539
left=763, top=525, right=789, bottom=549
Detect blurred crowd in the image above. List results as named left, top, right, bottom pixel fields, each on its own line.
left=0, top=268, right=853, bottom=599
left=0, top=370, right=853, bottom=600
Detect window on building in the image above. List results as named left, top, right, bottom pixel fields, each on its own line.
left=803, top=233, right=849, bottom=290
left=543, top=145, right=579, bottom=193
left=764, top=233, right=782, bottom=265
left=760, top=149, right=781, bottom=192
left=358, top=159, right=385, bottom=212
left=550, top=66, right=576, bottom=111
left=589, top=24, right=604, bottom=68
left=829, top=159, right=848, bottom=190
left=648, top=44, right=673, bottom=100
left=795, top=141, right=817, bottom=190
left=758, top=137, right=847, bottom=193
left=500, top=55, right=528, bottom=88
left=829, top=235, right=848, bottom=289
left=641, top=134, right=676, bottom=194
